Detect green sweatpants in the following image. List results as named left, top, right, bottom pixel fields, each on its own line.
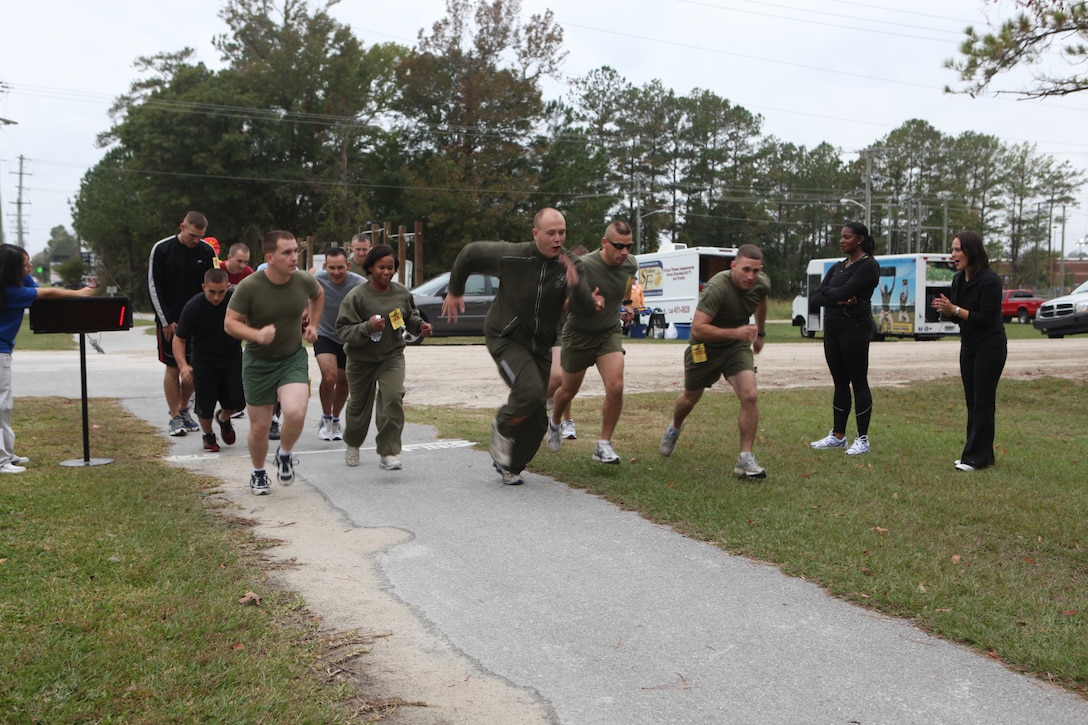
left=343, top=354, right=406, bottom=457
left=487, top=335, right=552, bottom=474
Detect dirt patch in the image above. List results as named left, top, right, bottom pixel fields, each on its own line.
left=403, top=336, right=1088, bottom=408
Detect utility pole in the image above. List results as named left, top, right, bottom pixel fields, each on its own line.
left=1060, top=204, right=1067, bottom=293
left=15, top=155, right=29, bottom=247
left=863, top=148, right=873, bottom=231
left=0, top=118, right=16, bottom=246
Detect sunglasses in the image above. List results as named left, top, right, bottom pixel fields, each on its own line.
left=608, top=240, right=635, bottom=251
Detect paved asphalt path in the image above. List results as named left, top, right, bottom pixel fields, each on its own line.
left=15, top=326, right=1088, bottom=724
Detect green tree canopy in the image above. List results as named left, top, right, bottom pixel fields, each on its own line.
left=946, top=0, right=1088, bottom=98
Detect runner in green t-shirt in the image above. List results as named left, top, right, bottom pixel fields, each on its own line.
left=658, top=244, right=772, bottom=479
left=226, top=230, right=324, bottom=495
left=547, top=221, right=638, bottom=465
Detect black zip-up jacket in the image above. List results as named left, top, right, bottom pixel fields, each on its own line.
left=448, top=241, right=586, bottom=354
left=148, top=235, right=217, bottom=326
left=949, top=267, right=1006, bottom=350
left=810, top=255, right=880, bottom=323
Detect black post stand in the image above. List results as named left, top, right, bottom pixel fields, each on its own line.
left=29, top=297, right=132, bottom=468
left=60, top=333, right=112, bottom=467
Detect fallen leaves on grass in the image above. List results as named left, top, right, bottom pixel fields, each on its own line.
left=238, top=591, right=262, bottom=606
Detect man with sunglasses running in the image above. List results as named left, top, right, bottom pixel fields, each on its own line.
left=546, top=220, right=638, bottom=464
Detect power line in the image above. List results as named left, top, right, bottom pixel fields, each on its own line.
left=674, top=0, right=967, bottom=40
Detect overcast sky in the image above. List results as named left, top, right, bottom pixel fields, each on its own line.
left=4, top=0, right=1088, bottom=257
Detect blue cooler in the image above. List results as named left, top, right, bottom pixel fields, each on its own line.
left=674, top=323, right=691, bottom=340
left=629, top=323, right=647, bottom=339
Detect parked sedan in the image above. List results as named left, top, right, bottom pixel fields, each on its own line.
left=404, top=272, right=498, bottom=344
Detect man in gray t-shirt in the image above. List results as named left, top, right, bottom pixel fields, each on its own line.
left=313, top=247, right=365, bottom=440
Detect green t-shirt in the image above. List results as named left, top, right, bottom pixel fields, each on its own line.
left=228, top=270, right=320, bottom=360
left=693, top=269, right=771, bottom=349
left=566, top=251, right=638, bottom=335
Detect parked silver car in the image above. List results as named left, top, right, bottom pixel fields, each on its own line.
left=404, top=272, right=499, bottom=344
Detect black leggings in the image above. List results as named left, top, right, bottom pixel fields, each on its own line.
left=822, top=318, right=873, bottom=437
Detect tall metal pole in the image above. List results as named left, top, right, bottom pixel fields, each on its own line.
left=1060, top=204, right=1067, bottom=293
left=863, top=149, right=873, bottom=231
left=16, top=155, right=27, bottom=247
left=942, top=198, right=949, bottom=253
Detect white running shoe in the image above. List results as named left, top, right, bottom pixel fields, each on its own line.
left=276, top=447, right=296, bottom=484
left=560, top=419, right=577, bottom=440
left=733, top=452, right=767, bottom=479
left=345, top=446, right=360, bottom=467
left=846, top=435, right=870, bottom=456
left=379, top=455, right=402, bottom=470
left=659, top=423, right=683, bottom=457
left=810, top=431, right=847, bottom=449
left=592, top=440, right=621, bottom=464
left=546, top=419, right=562, bottom=452
left=330, top=419, right=343, bottom=440
left=249, top=470, right=270, bottom=495
left=317, top=417, right=333, bottom=441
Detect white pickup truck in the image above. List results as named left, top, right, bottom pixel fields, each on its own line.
left=1032, top=280, right=1088, bottom=338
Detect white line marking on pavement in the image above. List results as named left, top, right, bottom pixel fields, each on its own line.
left=165, top=439, right=475, bottom=462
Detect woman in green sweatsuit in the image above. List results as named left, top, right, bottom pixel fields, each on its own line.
left=336, top=244, right=432, bottom=470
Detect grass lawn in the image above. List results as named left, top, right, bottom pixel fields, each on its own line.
left=0, top=399, right=380, bottom=723
left=2, top=313, right=1079, bottom=720
left=409, top=375, right=1088, bottom=696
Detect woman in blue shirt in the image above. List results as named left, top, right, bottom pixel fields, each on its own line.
left=0, top=244, right=94, bottom=473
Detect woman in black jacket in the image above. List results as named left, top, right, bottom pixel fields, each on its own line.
left=932, top=231, right=1007, bottom=471
left=809, top=222, right=881, bottom=456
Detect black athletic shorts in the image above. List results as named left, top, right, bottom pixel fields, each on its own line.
left=313, top=335, right=347, bottom=369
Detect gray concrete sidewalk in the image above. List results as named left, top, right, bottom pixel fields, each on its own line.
left=14, top=330, right=1088, bottom=724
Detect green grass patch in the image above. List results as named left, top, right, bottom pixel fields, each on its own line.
left=14, top=312, right=79, bottom=351
left=0, top=399, right=370, bottom=723
left=409, top=376, right=1088, bottom=695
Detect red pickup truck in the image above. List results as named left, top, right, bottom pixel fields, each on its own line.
left=1001, top=289, right=1045, bottom=324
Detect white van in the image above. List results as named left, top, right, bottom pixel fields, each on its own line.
left=791, top=253, right=960, bottom=340
left=635, top=244, right=738, bottom=330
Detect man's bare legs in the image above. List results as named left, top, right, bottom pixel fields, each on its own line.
left=316, top=353, right=348, bottom=418
left=595, top=351, right=624, bottom=441
left=246, top=403, right=275, bottom=468
left=726, top=370, right=760, bottom=452
left=669, top=387, right=704, bottom=431
left=276, top=382, right=310, bottom=454
left=247, top=382, right=308, bottom=470
left=550, top=367, right=587, bottom=430
left=546, top=346, right=573, bottom=423
left=163, top=365, right=194, bottom=418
